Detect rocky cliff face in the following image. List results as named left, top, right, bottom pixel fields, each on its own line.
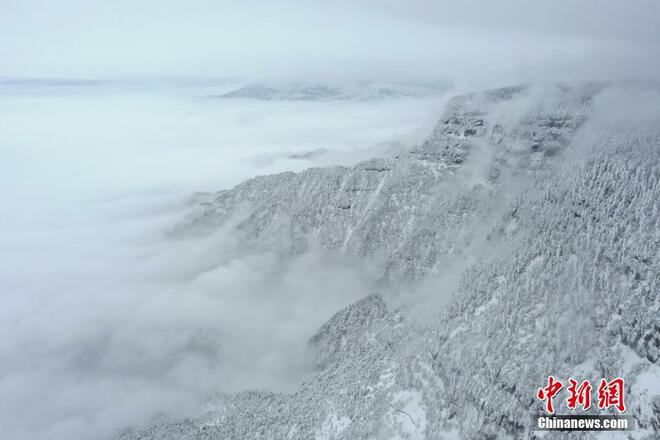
left=183, top=83, right=601, bottom=284
left=122, top=83, right=659, bottom=439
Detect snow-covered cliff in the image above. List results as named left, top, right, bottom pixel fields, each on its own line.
left=122, top=83, right=660, bottom=439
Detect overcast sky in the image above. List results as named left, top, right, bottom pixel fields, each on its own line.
left=2, top=0, right=659, bottom=84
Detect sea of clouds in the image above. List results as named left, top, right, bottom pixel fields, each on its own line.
left=0, top=80, right=448, bottom=440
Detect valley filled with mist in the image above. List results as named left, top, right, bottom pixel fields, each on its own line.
left=0, top=78, right=450, bottom=439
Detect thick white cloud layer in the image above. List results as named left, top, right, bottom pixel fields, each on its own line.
left=0, top=82, right=446, bottom=440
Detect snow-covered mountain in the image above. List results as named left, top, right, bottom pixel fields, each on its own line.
left=216, top=81, right=449, bottom=101
left=120, top=83, right=659, bottom=439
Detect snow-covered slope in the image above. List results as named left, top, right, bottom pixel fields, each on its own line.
left=122, top=83, right=660, bottom=439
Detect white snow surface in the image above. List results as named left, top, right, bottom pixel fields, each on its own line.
left=120, top=82, right=660, bottom=439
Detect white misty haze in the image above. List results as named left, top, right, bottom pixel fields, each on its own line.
left=0, top=82, right=446, bottom=440
left=1, top=1, right=659, bottom=439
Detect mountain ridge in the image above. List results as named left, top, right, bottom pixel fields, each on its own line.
left=124, top=82, right=660, bottom=439
left=215, top=81, right=449, bottom=101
